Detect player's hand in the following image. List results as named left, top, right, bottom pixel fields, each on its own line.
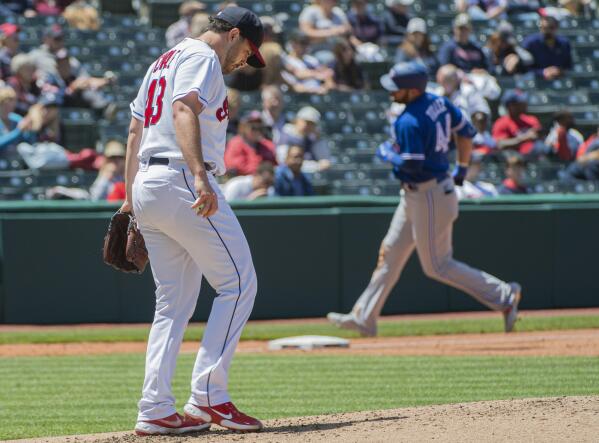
left=119, top=200, right=133, bottom=214
left=452, top=165, right=468, bottom=186
left=192, top=173, right=218, bottom=218
left=376, top=141, right=403, bottom=167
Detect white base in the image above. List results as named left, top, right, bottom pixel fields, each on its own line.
left=268, top=335, right=350, bottom=351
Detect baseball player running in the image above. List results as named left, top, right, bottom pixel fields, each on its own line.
left=120, top=7, right=265, bottom=435
left=328, top=62, right=521, bottom=337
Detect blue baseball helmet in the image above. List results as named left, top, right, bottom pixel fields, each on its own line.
left=380, top=61, right=428, bottom=92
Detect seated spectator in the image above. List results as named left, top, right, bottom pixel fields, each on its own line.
left=299, top=0, right=356, bottom=49
left=222, top=161, right=275, bottom=201
left=0, top=85, right=37, bottom=159
left=471, top=110, right=498, bottom=156
left=28, top=25, right=66, bottom=76
left=281, top=31, right=336, bottom=95
left=395, top=18, right=439, bottom=76
left=259, top=16, right=284, bottom=86
left=544, top=110, right=584, bottom=162
left=455, top=152, right=498, bottom=199
left=485, top=21, right=534, bottom=76
left=261, top=85, right=286, bottom=145
left=34, top=0, right=72, bottom=16
left=435, top=64, right=490, bottom=118
left=331, top=38, right=366, bottom=91
left=522, top=12, right=572, bottom=80
left=0, top=1, right=36, bottom=16
left=456, top=0, right=508, bottom=20
left=492, top=89, right=543, bottom=156
left=561, top=128, right=599, bottom=182
left=347, top=0, right=383, bottom=44
left=224, top=111, right=277, bottom=176
left=165, top=1, right=206, bottom=48
left=382, top=0, right=412, bottom=45
left=438, top=14, right=488, bottom=73
left=498, top=154, right=530, bottom=194
left=7, top=53, right=62, bottom=142
left=89, top=140, right=126, bottom=201
left=278, top=106, right=331, bottom=173
left=63, top=0, right=100, bottom=31
left=189, top=12, right=210, bottom=37
left=275, top=146, right=315, bottom=196
left=0, top=23, right=20, bottom=81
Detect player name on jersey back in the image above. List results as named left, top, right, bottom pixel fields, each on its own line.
left=130, top=38, right=229, bottom=175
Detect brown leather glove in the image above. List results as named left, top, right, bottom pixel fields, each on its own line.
left=103, top=211, right=148, bottom=274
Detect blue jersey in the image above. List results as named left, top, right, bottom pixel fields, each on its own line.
left=392, top=92, right=476, bottom=183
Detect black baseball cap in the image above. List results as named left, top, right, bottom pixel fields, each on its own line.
left=215, top=6, right=265, bottom=68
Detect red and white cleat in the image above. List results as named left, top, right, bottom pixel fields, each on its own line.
left=134, top=412, right=210, bottom=436
left=184, top=402, right=263, bottom=432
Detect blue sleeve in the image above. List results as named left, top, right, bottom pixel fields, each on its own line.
left=444, top=98, right=477, bottom=139
left=0, top=114, right=36, bottom=151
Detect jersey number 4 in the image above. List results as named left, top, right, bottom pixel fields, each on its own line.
left=435, top=114, right=451, bottom=153
left=144, top=76, right=166, bottom=128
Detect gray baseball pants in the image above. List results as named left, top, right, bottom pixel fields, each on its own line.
left=351, top=177, right=514, bottom=330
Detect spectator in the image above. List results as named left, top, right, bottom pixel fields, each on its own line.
left=0, top=1, right=36, bottom=17
left=492, top=89, right=543, bottom=156
left=0, top=85, right=37, bottom=159
left=261, top=85, right=286, bottom=145
left=189, top=12, right=210, bottom=37
left=347, top=0, right=383, bottom=44
left=455, top=152, right=498, bottom=199
left=545, top=110, right=584, bottom=162
left=274, top=146, right=315, bottom=196
left=456, top=0, right=508, bottom=20
left=471, top=110, right=498, bottom=156
left=165, top=1, right=206, bottom=48
left=28, top=25, right=66, bottom=77
left=89, top=140, right=125, bottom=201
left=485, top=21, right=534, bottom=76
left=222, top=162, right=275, bottom=201
left=259, top=16, right=284, bottom=86
left=435, top=64, right=490, bottom=118
left=522, top=12, right=572, bottom=80
left=561, top=128, right=599, bottom=182
left=278, top=106, right=331, bottom=173
left=299, top=0, right=356, bottom=48
left=63, top=0, right=100, bottom=31
left=281, top=31, right=336, bottom=94
left=438, top=13, right=488, bottom=73
left=224, top=110, right=277, bottom=176
left=395, top=18, right=439, bottom=76
left=331, top=38, right=366, bottom=91
left=382, top=0, right=413, bottom=45
left=34, top=0, right=74, bottom=16
left=0, top=23, right=20, bottom=81
left=7, top=53, right=62, bottom=142
left=497, top=154, right=530, bottom=194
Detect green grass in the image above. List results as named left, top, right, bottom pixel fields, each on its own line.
left=1, top=314, right=598, bottom=344
left=1, top=353, right=598, bottom=440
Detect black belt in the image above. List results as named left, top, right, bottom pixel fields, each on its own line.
left=149, top=157, right=213, bottom=171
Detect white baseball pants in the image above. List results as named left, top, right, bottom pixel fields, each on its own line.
left=132, top=159, right=257, bottom=421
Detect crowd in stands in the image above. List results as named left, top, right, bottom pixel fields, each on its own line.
left=0, top=0, right=598, bottom=202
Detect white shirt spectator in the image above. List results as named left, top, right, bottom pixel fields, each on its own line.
left=299, top=5, right=350, bottom=33
left=221, top=175, right=255, bottom=201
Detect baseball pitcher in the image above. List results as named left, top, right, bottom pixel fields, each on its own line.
left=121, top=7, right=266, bottom=435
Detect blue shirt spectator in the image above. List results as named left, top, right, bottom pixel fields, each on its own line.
left=274, top=146, right=314, bottom=196
left=438, top=14, right=488, bottom=72
left=0, top=86, right=37, bottom=156
left=347, top=0, right=382, bottom=44
left=382, top=0, right=412, bottom=45
left=522, top=14, right=572, bottom=79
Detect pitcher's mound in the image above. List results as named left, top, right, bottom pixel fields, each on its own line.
left=24, top=395, right=599, bottom=443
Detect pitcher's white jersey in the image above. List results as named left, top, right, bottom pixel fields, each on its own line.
left=130, top=38, right=229, bottom=175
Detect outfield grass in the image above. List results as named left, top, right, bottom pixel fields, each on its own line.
left=1, top=353, right=598, bottom=440
left=1, top=314, right=598, bottom=344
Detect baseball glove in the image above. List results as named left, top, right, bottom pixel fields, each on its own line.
left=103, top=211, right=148, bottom=274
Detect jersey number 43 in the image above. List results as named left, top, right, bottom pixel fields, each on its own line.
left=434, top=114, right=451, bottom=153
left=144, top=76, right=166, bottom=128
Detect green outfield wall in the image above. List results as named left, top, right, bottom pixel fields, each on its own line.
left=0, top=195, right=598, bottom=324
